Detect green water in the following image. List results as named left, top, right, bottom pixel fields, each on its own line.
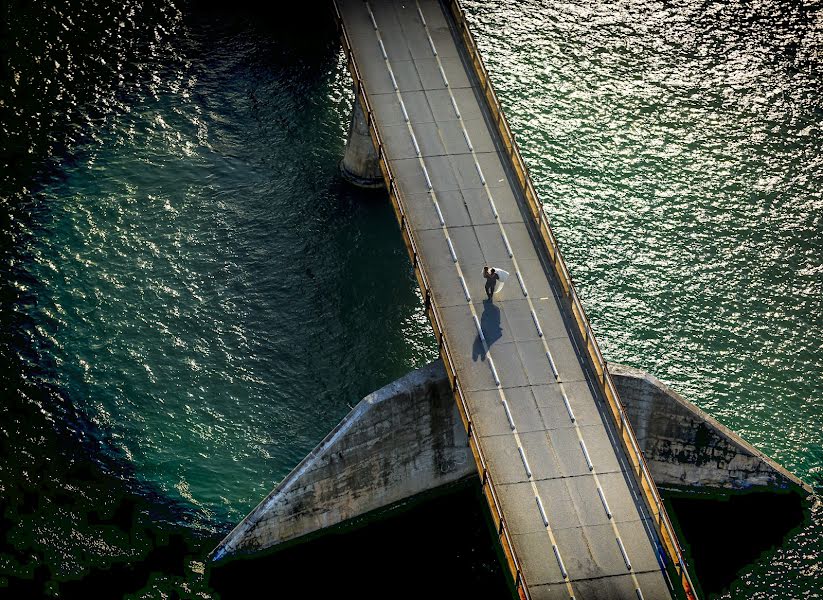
left=0, top=0, right=820, bottom=597
left=463, top=0, right=822, bottom=477
left=463, top=1, right=822, bottom=596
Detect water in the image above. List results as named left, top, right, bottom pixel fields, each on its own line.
left=0, top=0, right=820, bottom=597
left=462, top=0, right=822, bottom=596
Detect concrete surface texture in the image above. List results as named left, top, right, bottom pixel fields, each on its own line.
left=609, top=364, right=811, bottom=494
left=210, top=361, right=470, bottom=561
left=211, top=359, right=810, bottom=566
left=335, top=0, right=673, bottom=598
left=340, top=97, right=384, bottom=187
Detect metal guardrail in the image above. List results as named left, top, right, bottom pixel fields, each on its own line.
left=443, top=1, right=698, bottom=598
left=331, top=3, right=530, bottom=598
left=333, top=1, right=698, bottom=597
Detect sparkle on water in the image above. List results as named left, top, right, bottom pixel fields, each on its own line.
left=4, top=1, right=435, bottom=530
left=0, top=0, right=820, bottom=597
left=462, top=0, right=822, bottom=596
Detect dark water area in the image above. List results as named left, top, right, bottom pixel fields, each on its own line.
left=1, top=0, right=821, bottom=597
left=208, top=482, right=511, bottom=599
left=664, top=489, right=813, bottom=599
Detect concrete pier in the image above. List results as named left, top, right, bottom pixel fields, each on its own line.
left=339, top=98, right=383, bottom=188
left=211, top=361, right=469, bottom=560
left=609, top=364, right=811, bottom=493
left=212, top=360, right=811, bottom=560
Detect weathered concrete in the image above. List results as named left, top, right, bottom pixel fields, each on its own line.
left=211, top=361, right=470, bottom=560
left=339, top=98, right=383, bottom=188
left=609, top=363, right=812, bottom=493
left=212, top=360, right=811, bottom=561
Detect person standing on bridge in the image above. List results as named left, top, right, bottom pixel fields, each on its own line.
left=483, top=266, right=499, bottom=300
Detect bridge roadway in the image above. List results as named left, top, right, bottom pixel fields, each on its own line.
left=335, top=1, right=682, bottom=598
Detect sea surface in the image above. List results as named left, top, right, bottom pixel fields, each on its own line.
left=0, top=0, right=820, bottom=597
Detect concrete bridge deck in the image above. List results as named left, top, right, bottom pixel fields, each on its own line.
left=334, top=1, right=695, bottom=598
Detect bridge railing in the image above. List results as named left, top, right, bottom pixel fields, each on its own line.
left=444, top=1, right=697, bottom=598
left=331, top=3, right=530, bottom=598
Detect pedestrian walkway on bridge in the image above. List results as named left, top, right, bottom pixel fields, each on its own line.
left=333, top=1, right=697, bottom=598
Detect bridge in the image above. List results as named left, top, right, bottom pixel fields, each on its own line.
left=331, top=1, right=696, bottom=598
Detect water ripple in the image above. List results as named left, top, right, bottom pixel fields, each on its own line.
left=464, top=0, right=822, bottom=595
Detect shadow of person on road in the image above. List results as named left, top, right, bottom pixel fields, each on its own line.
left=472, top=298, right=502, bottom=361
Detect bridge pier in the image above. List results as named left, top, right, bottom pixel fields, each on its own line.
left=210, top=361, right=470, bottom=561
left=211, top=361, right=812, bottom=561
left=339, top=97, right=383, bottom=189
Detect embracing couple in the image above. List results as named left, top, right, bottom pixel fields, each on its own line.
left=482, top=266, right=499, bottom=300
